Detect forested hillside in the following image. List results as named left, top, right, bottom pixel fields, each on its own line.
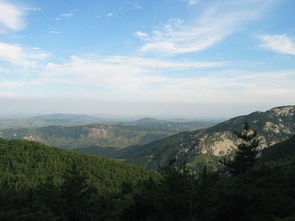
left=120, top=106, right=295, bottom=170
left=260, top=135, right=295, bottom=163
left=1, top=136, right=295, bottom=220
left=0, top=138, right=158, bottom=220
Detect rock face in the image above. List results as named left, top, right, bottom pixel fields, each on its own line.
left=271, top=106, right=295, bottom=116
left=23, top=135, right=42, bottom=142
left=88, top=127, right=114, bottom=139
left=123, top=105, right=295, bottom=169
left=199, top=132, right=237, bottom=156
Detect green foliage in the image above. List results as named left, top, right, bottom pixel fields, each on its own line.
left=188, top=154, right=222, bottom=171
left=1, top=131, right=295, bottom=220
left=260, top=135, right=295, bottom=163
left=120, top=130, right=202, bottom=169
left=122, top=106, right=295, bottom=170
left=123, top=157, right=295, bottom=220
left=222, top=122, right=260, bottom=176
left=0, top=138, right=158, bottom=220
left=121, top=160, right=200, bottom=220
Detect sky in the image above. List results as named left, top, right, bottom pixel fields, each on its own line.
left=0, top=0, right=295, bottom=118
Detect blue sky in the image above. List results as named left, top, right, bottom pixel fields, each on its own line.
left=0, top=0, right=294, bottom=118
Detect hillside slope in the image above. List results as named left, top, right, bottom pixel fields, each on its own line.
left=0, top=138, right=156, bottom=189
left=0, top=119, right=215, bottom=150
left=0, top=138, right=158, bottom=219
left=121, top=106, right=295, bottom=169
left=260, top=135, right=295, bottom=163
left=2, top=138, right=295, bottom=220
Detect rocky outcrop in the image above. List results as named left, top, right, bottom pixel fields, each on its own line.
left=88, top=127, right=114, bottom=139
left=126, top=105, right=295, bottom=169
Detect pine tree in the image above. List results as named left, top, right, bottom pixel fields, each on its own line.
left=223, top=122, right=260, bottom=176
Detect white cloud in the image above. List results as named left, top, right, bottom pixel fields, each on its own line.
left=134, top=31, right=148, bottom=40
left=50, top=30, right=62, bottom=34
left=23, top=7, right=41, bottom=12
left=54, top=12, right=74, bottom=21
left=2, top=54, right=295, bottom=112
left=137, top=0, right=276, bottom=55
left=0, top=2, right=49, bottom=68
left=98, top=56, right=226, bottom=68
left=0, top=42, right=50, bottom=66
left=0, top=0, right=24, bottom=31
left=38, top=55, right=225, bottom=95
left=60, top=13, right=74, bottom=17
left=107, top=12, right=114, bottom=17
left=0, top=81, right=23, bottom=88
left=185, top=0, right=200, bottom=6
left=28, top=55, right=293, bottom=105
left=259, top=34, right=295, bottom=55
left=0, top=91, right=17, bottom=98
left=0, top=66, right=11, bottom=73
left=128, top=2, right=142, bottom=10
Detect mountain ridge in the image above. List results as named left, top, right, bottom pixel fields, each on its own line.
left=0, top=119, right=215, bottom=150
left=122, top=105, right=295, bottom=169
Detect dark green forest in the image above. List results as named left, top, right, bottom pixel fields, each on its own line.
left=0, top=138, right=159, bottom=220
left=1, top=125, right=295, bottom=220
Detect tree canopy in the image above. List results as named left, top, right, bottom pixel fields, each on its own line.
left=222, top=122, right=260, bottom=176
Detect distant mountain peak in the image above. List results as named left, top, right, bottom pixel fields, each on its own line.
left=135, top=117, right=159, bottom=122
left=34, top=113, right=94, bottom=119
left=268, top=105, right=295, bottom=116
left=123, top=105, right=295, bottom=170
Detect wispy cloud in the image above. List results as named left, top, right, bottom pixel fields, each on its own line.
left=23, top=7, right=41, bottom=12
left=36, top=55, right=226, bottom=95
left=0, top=0, right=24, bottom=32
left=128, top=1, right=143, bottom=10
left=49, top=30, right=62, bottom=34
left=134, top=31, right=149, bottom=40
left=259, top=34, right=295, bottom=55
left=137, top=0, right=276, bottom=55
left=0, top=80, right=23, bottom=88
left=0, top=2, right=50, bottom=67
left=54, top=12, right=74, bottom=21
left=105, top=7, right=124, bottom=18
left=0, top=91, right=16, bottom=98
left=60, top=13, right=74, bottom=17
left=0, top=42, right=50, bottom=66
left=13, top=55, right=288, bottom=104
left=2, top=53, right=295, bottom=107
left=107, top=12, right=115, bottom=17
left=185, top=0, right=200, bottom=6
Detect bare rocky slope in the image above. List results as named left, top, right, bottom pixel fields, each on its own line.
left=120, top=105, right=295, bottom=169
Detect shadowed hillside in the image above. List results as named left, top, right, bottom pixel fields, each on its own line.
left=0, top=138, right=158, bottom=219
left=120, top=106, right=295, bottom=170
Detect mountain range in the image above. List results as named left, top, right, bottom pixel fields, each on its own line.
left=1, top=106, right=295, bottom=219
left=0, top=117, right=216, bottom=150
left=118, top=105, right=295, bottom=169
left=1, top=106, right=294, bottom=171
left=2, top=133, right=295, bottom=220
